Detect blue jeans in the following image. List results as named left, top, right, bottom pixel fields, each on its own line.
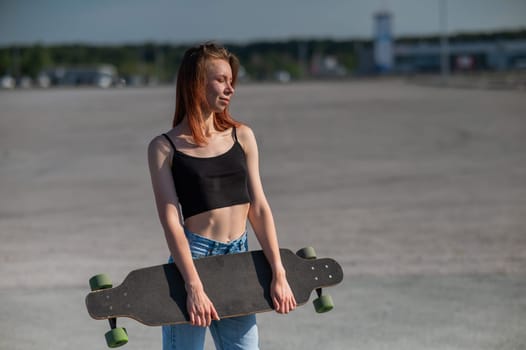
left=162, top=228, right=259, bottom=350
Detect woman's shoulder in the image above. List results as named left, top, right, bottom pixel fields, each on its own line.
left=235, top=124, right=258, bottom=154
left=148, top=132, right=175, bottom=157
left=235, top=124, right=255, bottom=142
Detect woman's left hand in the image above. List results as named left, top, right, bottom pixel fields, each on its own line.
left=271, top=270, right=297, bottom=314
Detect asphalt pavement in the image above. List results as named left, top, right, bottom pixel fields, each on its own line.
left=1, top=80, right=525, bottom=349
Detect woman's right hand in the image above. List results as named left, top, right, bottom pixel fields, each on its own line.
left=185, top=283, right=220, bottom=327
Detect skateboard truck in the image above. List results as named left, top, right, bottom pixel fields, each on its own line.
left=296, top=247, right=335, bottom=313
left=89, top=274, right=129, bottom=348
left=313, top=287, right=334, bottom=313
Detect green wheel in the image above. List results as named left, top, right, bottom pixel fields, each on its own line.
left=296, top=247, right=317, bottom=260
left=313, top=295, right=334, bottom=313
left=105, top=327, right=128, bottom=348
left=89, top=274, right=113, bottom=291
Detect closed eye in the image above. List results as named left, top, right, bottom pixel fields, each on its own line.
left=217, top=75, right=232, bottom=84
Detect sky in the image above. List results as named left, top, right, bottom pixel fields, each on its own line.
left=1, top=0, right=526, bottom=46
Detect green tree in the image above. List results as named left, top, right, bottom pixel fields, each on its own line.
left=0, top=49, right=11, bottom=75
left=20, top=44, right=53, bottom=77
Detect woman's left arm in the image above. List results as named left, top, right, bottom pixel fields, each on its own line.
left=238, top=125, right=297, bottom=314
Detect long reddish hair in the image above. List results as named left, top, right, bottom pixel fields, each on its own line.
left=173, top=42, right=241, bottom=145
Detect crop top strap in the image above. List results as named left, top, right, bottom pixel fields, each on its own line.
left=162, top=134, right=177, bottom=150
left=232, top=127, right=238, bottom=142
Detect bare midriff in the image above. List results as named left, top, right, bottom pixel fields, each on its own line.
left=183, top=203, right=250, bottom=243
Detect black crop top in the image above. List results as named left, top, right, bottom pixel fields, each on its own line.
left=162, top=128, right=251, bottom=220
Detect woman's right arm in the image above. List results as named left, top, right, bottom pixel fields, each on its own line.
left=147, top=135, right=219, bottom=327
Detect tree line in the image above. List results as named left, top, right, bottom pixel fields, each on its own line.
left=1, top=29, right=525, bottom=82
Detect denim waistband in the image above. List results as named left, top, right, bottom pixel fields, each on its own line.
left=185, top=228, right=248, bottom=257
left=166, top=228, right=248, bottom=261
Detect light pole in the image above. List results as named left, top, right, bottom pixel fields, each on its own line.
left=439, top=0, right=450, bottom=81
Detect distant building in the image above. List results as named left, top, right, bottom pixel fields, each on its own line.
left=61, top=65, right=118, bottom=88
left=355, top=12, right=526, bottom=75
left=356, top=35, right=526, bottom=75
left=394, top=40, right=526, bottom=73
left=39, top=65, right=121, bottom=88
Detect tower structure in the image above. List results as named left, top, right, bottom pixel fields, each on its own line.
left=373, top=11, right=394, bottom=73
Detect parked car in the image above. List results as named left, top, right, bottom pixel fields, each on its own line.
left=0, top=75, right=15, bottom=89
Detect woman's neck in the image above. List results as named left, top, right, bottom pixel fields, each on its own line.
left=181, top=113, right=217, bottom=138
left=200, top=111, right=216, bottom=137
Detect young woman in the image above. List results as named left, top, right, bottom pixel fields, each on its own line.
left=148, top=42, right=296, bottom=350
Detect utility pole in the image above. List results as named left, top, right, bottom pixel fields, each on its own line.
left=439, top=0, right=450, bottom=81
left=297, top=41, right=308, bottom=78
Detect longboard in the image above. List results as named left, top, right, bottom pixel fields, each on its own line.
left=86, top=248, right=343, bottom=347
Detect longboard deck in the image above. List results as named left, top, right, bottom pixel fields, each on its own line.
left=86, top=249, right=343, bottom=326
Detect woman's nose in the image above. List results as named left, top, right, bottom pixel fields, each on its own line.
left=226, top=82, right=234, bottom=95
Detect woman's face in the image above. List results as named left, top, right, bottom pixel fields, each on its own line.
left=204, top=59, right=234, bottom=113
